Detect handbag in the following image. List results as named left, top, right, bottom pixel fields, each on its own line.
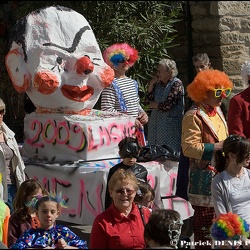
left=138, top=144, right=180, bottom=162
left=138, top=204, right=146, bottom=226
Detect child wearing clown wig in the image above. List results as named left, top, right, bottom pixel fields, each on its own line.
left=211, top=212, right=249, bottom=249
left=101, top=43, right=148, bottom=130
left=11, top=192, right=88, bottom=249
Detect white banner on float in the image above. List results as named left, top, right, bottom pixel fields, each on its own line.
left=24, top=159, right=194, bottom=225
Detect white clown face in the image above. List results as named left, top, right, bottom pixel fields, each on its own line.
left=5, top=6, right=114, bottom=114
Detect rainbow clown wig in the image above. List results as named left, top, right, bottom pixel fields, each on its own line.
left=211, top=212, right=249, bottom=241
left=103, top=43, right=139, bottom=69
left=187, top=69, right=233, bottom=103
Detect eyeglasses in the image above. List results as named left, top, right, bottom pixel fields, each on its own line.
left=114, top=188, right=135, bottom=195
left=214, top=88, right=232, bottom=98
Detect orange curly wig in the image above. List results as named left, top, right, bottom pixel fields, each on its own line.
left=187, top=69, right=233, bottom=103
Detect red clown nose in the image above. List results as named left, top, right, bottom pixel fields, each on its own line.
left=221, top=92, right=227, bottom=98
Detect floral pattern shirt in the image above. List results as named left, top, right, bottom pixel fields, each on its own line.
left=11, top=225, right=88, bottom=249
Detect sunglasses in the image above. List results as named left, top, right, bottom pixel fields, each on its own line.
left=213, top=88, right=232, bottom=98
left=0, top=109, right=4, bottom=115
left=114, top=188, right=135, bottom=195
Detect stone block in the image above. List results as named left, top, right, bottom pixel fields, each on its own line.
left=220, top=32, right=245, bottom=44
left=213, top=1, right=250, bottom=16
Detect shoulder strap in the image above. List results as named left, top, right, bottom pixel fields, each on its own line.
left=137, top=204, right=146, bottom=226
left=111, top=79, right=128, bottom=112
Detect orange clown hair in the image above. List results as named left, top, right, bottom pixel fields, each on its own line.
left=187, top=69, right=233, bottom=103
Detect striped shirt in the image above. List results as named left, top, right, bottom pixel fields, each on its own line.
left=101, top=77, right=144, bottom=117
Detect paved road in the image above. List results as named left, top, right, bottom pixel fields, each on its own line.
left=57, top=220, right=92, bottom=248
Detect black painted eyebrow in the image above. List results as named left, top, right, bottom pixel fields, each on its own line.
left=43, top=26, right=91, bottom=53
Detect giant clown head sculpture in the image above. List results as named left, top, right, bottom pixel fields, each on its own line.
left=5, top=5, right=114, bottom=115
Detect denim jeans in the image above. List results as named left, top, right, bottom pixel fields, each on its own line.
left=6, top=184, right=17, bottom=214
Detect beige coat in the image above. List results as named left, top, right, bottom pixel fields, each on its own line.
left=0, top=122, right=25, bottom=202
left=181, top=104, right=228, bottom=207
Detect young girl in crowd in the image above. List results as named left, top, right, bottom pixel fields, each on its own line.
left=8, top=179, right=47, bottom=248
left=134, top=180, right=155, bottom=211
left=11, top=191, right=88, bottom=249
left=212, top=134, right=250, bottom=226
left=210, top=212, right=249, bottom=249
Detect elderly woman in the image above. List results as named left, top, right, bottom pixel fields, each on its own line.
left=180, top=69, right=233, bottom=249
left=0, top=98, right=25, bottom=214
left=146, top=58, right=185, bottom=154
left=192, top=53, right=212, bottom=73
left=90, top=168, right=151, bottom=249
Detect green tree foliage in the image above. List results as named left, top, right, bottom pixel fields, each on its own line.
left=2, top=1, right=183, bottom=140
left=9, top=1, right=183, bottom=104
left=80, top=1, right=183, bottom=106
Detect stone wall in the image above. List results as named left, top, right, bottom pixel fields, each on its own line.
left=169, top=1, right=250, bottom=110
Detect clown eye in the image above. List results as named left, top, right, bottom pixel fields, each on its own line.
left=56, top=57, right=62, bottom=65
left=51, top=56, right=64, bottom=72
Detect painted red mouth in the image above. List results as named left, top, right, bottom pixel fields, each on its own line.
left=61, top=85, right=94, bottom=102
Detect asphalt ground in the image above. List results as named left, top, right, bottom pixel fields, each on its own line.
left=57, top=220, right=195, bottom=249
left=57, top=220, right=92, bottom=248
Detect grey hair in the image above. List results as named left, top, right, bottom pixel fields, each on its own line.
left=0, top=98, right=6, bottom=114
left=192, top=53, right=210, bottom=65
left=159, top=58, right=178, bottom=78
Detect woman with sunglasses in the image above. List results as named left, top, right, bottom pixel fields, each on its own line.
left=90, top=168, right=151, bottom=249
left=212, top=135, right=250, bottom=228
left=181, top=69, right=233, bottom=249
